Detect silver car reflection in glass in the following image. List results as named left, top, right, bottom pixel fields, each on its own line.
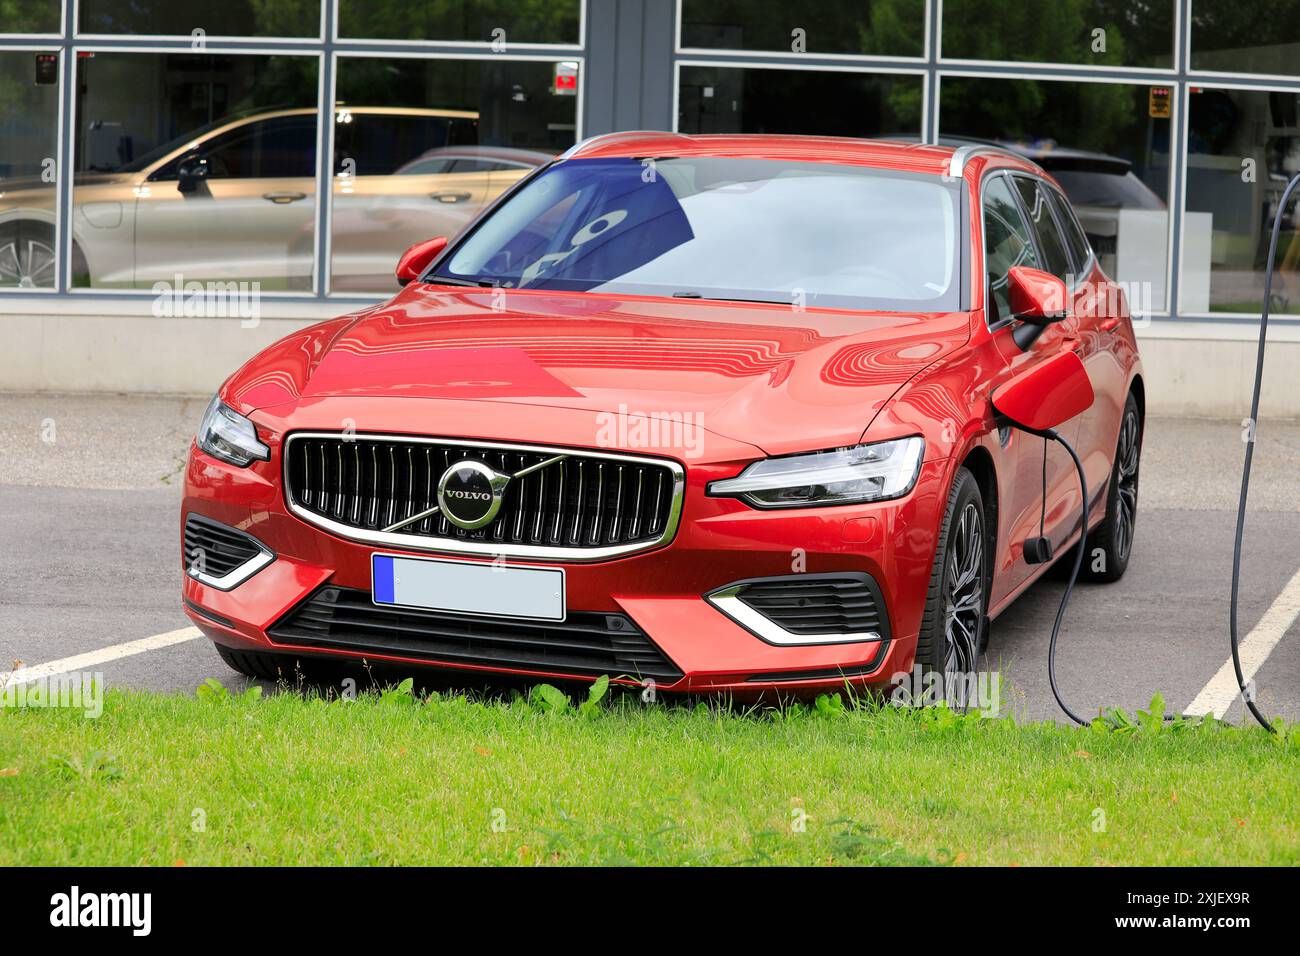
left=0, top=106, right=548, bottom=291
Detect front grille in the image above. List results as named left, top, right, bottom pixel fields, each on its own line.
left=284, top=434, right=683, bottom=559
left=269, top=586, right=683, bottom=683
left=183, top=514, right=263, bottom=578
left=736, top=574, right=890, bottom=638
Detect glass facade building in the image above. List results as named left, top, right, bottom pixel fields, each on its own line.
left=3, top=0, right=1300, bottom=326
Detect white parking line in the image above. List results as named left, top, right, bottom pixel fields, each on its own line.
left=1185, top=567, right=1300, bottom=719
left=0, top=627, right=202, bottom=688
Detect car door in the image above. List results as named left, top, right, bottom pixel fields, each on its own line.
left=330, top=113, right=489, bottom=292
left=1045, top=182, right=1127, bottom=509
left=1009, top=174, right=1095, bottom=547
left=979, top=173, right=1083, bottom=602
left=133, top=114, right=317, bottom=289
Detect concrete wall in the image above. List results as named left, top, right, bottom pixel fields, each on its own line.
left=2, top=305, right=1296, bottom=419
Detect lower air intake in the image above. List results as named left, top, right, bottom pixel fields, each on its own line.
left=183, top=514, right=263, bottom=577
left=735, top=574, right=890, bottom=637
left=268, top=586, right=682, bottom=684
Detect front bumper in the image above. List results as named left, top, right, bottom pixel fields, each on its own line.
left=181, top=413, right=949, bottom=696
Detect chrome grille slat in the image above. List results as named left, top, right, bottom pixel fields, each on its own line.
left=629, top=468, right=644, bottom=539
left=571, top=459, right=585, bottom=545
left=368, top=445, right=379, bottom=527
left=285, top=434, right=683, bottom=560
left=649, top=471, right=664, bottom=534
left=436, top=447, right=450, bottom=535
left=610, top=465, right=624, bottom=543
left=333, top=444, right=343, bottom=518
left=319, top=443, right=329, bottom=515
left=513, top=453, right=527, bottom=542
left=405, top=447, right=414, bottom=531
left=551, top=464, right=565, bottom=544
left=303, top=442, right=311, bottom=506
left=533, top=469, right=546, bottom=543
left=590, top=463, right=605, bottom=545
left=350, top=442, right=361, bottom=525
left=385, top=446, right=396, bottom=528
left=421, top=447, right=433, bottom=534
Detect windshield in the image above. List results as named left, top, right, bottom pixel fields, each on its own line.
left=436, top=157, right=962, bottom=312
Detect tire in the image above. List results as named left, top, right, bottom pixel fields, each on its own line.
left=914, top=467, right=990, bottom=690
left=1078, top=393, right=1142, bottom=583
left=214, top=644, right=305, bottom=682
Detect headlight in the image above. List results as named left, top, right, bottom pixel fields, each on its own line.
left=708, top=436, right=924, bottom=508
left=196, top=396, right=269, bottom=467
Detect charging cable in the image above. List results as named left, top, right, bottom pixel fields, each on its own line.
left=1032, top=427, right=1090, bottom=727
left=1033, top=172, right=1296, bottom=732
left=1037, top=426, right=1184, bottom=727
left=1224, top=171, right=1300, bottom=732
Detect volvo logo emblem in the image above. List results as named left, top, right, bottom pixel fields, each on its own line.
left=445, top=489, right=491, bottom=501
left=437, top=460, right=510, bottom=530
left=380, top=450, right=567, bottom=535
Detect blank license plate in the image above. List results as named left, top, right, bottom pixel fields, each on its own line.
left=371, top=553, right=565, bottom=622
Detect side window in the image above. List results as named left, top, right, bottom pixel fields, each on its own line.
left=398, top=157, right=456, bottom=175
left=1013, top=176, right=1073, bottom=282
left=202, top=117, right=316, bottom=179
left=253, top=117, right=316, bottom=178
left=343, top=115, right=458, bottom=176
left=982, top=175, right=1040, bottom=322
left=450, top=159, right=505, bottom=173
left=1048, top=185, right=1092, bottom=275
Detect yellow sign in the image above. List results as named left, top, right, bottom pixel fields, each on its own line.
left=1149, top=87, right=1172, bottom=119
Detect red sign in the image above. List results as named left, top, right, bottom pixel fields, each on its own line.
left=553, top=62, right=578, bottom=96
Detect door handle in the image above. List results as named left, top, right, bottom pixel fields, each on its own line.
left=430, top=191, right=472, bottom=203
left=262, top=192, right=307, bottom=204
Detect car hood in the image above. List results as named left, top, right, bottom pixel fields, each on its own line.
left=228, top=286, right=971, bottom=457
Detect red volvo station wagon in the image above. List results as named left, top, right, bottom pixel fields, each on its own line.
left=181, top=133, right=1143, bottom=696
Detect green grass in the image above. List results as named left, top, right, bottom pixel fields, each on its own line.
left=1, top=680, right=1297, bottom=866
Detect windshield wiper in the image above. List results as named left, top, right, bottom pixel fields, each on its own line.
left=425, top=274, right=500, bottom=288
left=673, top=291, right=789, bottom=305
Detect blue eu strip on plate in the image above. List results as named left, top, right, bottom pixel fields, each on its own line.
left=371, top=554, right=396, bottom=605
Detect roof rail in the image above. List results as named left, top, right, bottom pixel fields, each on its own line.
left=559, top=129, right=690, bottom=160
left=946, top=143, right=1023, bottom=178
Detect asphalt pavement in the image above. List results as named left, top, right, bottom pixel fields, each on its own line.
left=1, top=393, right=1297, bottom=724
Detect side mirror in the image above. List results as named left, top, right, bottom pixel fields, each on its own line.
left=176, top=154, right=210, bottom=194
left=1007, top=266, right=1069, bottom=351
left=396, top=236, right=448, bottom=286
left=991, top=349, right=1094, bottom=434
